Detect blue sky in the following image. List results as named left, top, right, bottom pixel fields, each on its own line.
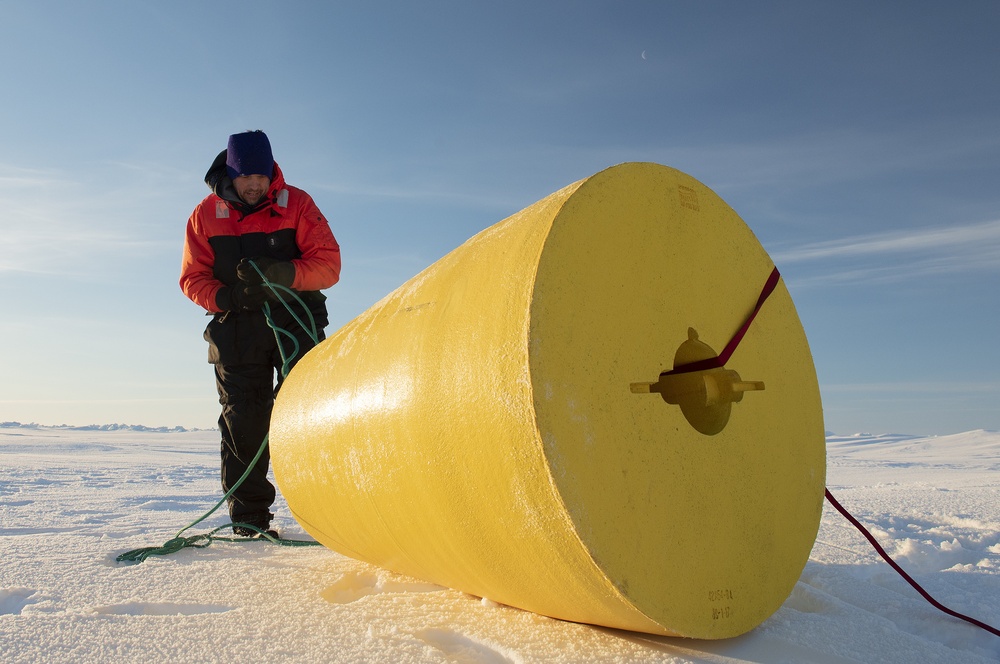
left=1, top=1, right=997, bottom=435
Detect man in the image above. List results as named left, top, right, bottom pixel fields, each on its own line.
left=180, top=130, right=341, bottom=537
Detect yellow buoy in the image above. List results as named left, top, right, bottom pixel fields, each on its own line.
left=270, top=162, right=825, bottom=638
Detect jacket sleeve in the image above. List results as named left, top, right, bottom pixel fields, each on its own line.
left=179, top=203, right=225, bottom=312
left=290, top=193, right=342, bottom=292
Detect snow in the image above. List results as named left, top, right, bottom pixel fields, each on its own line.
left=2, top=425, right=998, bottom=663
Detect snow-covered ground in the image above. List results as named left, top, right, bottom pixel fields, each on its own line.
left=1, top=425, right=998, bottom=663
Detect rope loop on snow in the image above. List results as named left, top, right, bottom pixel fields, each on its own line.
left=116, top=525, right=322, bottom=564
left=116, top=260, right=323, bottom=563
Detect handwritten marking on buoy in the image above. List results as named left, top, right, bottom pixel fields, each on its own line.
left=678, top=185, right=700, bottom=211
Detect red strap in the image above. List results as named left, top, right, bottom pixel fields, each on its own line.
left=662, top=266, right=781, bottom=376
left=654, top=265, right=999, bottom=638
left=825, top=489, right=1000, bottom=638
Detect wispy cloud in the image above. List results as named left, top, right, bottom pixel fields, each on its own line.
left=771, top=219, right=1000, bottom=284
left=774, top=219, right=1000, bottom=262
left=0, top=163, right=185, bottom=277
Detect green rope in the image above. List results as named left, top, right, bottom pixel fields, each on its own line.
left=115, top=520, right=322, bottom=563
left=117, top=261, right=324, bottom=563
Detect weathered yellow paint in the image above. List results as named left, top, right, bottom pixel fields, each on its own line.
left=270, top=163, right=826, bottom=638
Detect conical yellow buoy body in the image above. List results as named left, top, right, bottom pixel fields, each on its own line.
left=270, top=163, right=825, bottom=638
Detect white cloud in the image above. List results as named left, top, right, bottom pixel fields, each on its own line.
left=774, top=219, right=1000, bottom=262
left=771, top=219, right=1000, bottom=284
left=0, top=162, right=186, bottom=277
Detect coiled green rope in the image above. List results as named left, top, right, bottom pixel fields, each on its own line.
left=117, top=261, right=324, bottom=563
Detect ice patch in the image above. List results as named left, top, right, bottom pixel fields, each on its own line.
left=322, top=570, right=442, bottom=604
left=0, top=588, right=37, bottom=615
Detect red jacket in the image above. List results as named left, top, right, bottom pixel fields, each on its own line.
left=180, top=162, right=341, bottom=313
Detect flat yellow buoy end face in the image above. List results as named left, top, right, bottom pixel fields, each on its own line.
left=270, top=162, right=825, bottom=640
left=530, top=163, right=825, bottom=637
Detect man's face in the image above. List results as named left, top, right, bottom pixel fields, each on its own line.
left=233, top=174, right=270, bottom=206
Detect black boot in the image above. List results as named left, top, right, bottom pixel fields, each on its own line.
left=232, top=511, right=277, bottom=538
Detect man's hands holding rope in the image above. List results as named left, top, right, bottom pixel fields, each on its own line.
left=236, top=257, right=295, bottom=289
left=217, top=258, right=296, bottom=312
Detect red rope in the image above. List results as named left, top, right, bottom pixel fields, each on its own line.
left=661, top=266, right=782, bottom=376
left=825, top=488, right=1000, bottom=638
left=651, top=265, right=998, bottom=638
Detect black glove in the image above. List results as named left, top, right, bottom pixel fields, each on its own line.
left=237, top=257, right=295, bottom=288
left=216, top=284, right=267, bottom=312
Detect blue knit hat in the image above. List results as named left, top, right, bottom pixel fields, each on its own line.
left=226, top=130, right=274, bottom=180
